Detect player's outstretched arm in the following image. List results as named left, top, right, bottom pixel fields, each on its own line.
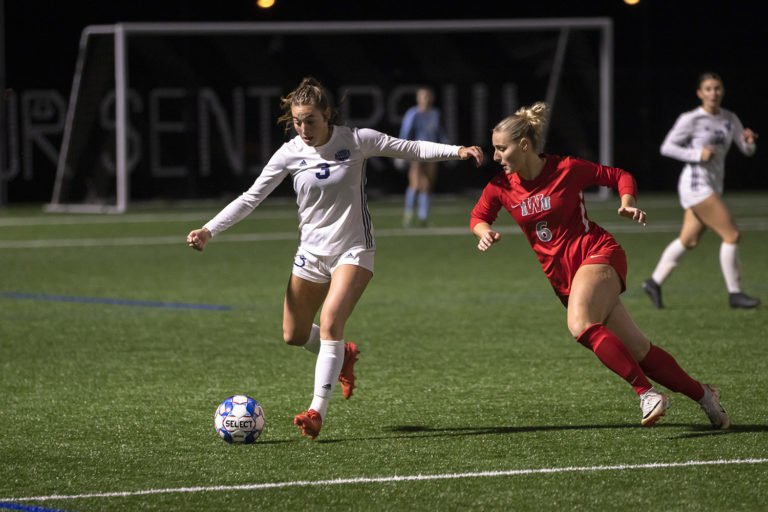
left=472, top=221, right=501, bottom=251
left=458, top=146, right=484, bottom=167
left=187, top=227, right=212, bottom=251
left=743, top=128, right=759, bottom=145
left=617, top=193, right=647, bottom=227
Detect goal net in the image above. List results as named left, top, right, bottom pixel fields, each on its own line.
left=46, top=19, right=613, bottom=213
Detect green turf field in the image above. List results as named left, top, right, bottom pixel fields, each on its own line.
left=1, top=193, right=767, bottom=511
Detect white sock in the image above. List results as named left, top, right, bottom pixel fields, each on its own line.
left=651, top=238, right=688, bottom=285
left=302, top=324, right=321, bottom=354
left=719, top=242, right=741, bottom=293
left=308, top=339, right=345, bottom=420
left=697, top=383, right=711, bottom=404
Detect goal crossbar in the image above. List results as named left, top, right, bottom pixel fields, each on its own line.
left=46, top=18, right=613, bottom=213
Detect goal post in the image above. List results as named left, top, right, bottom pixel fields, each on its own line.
left=46, top=25, right=121, bottom=213
left=46, top=18, right=613, bottom=213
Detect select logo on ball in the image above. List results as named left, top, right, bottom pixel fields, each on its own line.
left=214, top=395, right=265, bottom=444
left=224, top=418, right=255, bottom=429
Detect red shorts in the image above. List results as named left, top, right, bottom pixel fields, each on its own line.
left=556, top=244, right=627, bottom=308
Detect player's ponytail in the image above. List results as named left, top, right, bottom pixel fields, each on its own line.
left=493, top=101, right=550, bottom=152
left=278, top=76, right=344, bottom=133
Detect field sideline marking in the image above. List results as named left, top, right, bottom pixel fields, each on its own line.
left=3, top=218, right=768, bottom=249
left=4, top=458, right=767, bottom=503
left=0, top=292, right=232, bottom=311
left=0, top=205, right=465, bottom=227
left=0, top=503, right=71, bottom=512
left=2, top=193, right=766, bottom=227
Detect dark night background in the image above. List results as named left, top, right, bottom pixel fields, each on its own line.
left=2, top=0, right=766, bottom=204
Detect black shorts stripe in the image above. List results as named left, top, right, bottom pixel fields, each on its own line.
left=360, top=160, right=374, bottom=249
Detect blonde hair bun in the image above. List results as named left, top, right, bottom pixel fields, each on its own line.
left=514, top=102, right=549, bottom=130
left=494, top=102, right=550, bottom=152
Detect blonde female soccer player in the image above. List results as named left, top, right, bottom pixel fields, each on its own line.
left=187, top=77, right=483, bottom=439
left=642, top=72, right=760, bottom=309
left=470, top=102, right=730, bottom=429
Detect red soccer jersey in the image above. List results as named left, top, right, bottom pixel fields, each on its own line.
left=470, top=154, right=638, bottom=296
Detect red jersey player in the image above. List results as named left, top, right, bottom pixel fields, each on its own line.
left=470, top=102, right=730, bottom=429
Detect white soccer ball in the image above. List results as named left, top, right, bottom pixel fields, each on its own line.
left=214, top=395, right=265, bottom=443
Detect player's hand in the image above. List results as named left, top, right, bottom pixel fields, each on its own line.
left=618, top=206, right=646, bottom=227
left=477, top=230, right=501, bottom=251
left=700, top=145, right=715, bottom=162
left=187, top=227, right=212, bottom=251
left=743, top=128, right=759, bottom=144
left=459, top=146, right=484, bottom=167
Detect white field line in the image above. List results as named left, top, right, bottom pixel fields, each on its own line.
left=0, top=226, right=480, bottom=249
left=3, top=219, right=768, bottom=249
left=4, top=458, right=767, bottom=503
left=2, top=193, right=765, bottom=227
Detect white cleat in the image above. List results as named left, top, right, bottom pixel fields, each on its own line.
left=699, top=384, right=731, bottom=430
left=640, top=387, right=670, bottom=427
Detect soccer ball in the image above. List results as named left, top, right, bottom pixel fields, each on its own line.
left=214, top=395, right=265, bottom=443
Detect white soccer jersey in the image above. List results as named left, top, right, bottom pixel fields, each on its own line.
left=660, top=106, right=756, bottom=208
left=204, top=126, right=462, bottom=255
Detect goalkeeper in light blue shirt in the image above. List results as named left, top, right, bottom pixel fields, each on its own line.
left=399, top=87, right=447, bottom=227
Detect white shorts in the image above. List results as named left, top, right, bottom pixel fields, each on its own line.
left=292, top=247, right=375, bottom=284
left=677, top=166, right=722, bottom=209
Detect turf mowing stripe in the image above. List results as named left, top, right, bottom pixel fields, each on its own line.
left=4, top=458, right=767, bottom=503
left=0, top=503, right=72, bottom=512
left=2, top=218, right=768, bottom=249
left=0, top=292, right=232, bottom=311
left=0, top=205, right=468, bottom=227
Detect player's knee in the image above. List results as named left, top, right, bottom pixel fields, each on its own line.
left=679, top=237, right=698, bottom=250
left=283, top=328, right=307, bottom=346
left=319, top=322, right=344, bottom=341
left=722, top=230, right=740, bottom=245
left=567, top=319, right=592, bottom=339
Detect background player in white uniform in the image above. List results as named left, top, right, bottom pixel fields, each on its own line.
left=642, top=72, right=760, bottom=309
left=187, top=77, right=483, bottom=439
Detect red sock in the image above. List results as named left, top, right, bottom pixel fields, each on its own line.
left=577, top=324, right=653, bottom=396
left=639, top=344, right=704, bottom=401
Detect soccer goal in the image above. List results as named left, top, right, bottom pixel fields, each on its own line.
left=46, top=18, right=613, bottom=213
